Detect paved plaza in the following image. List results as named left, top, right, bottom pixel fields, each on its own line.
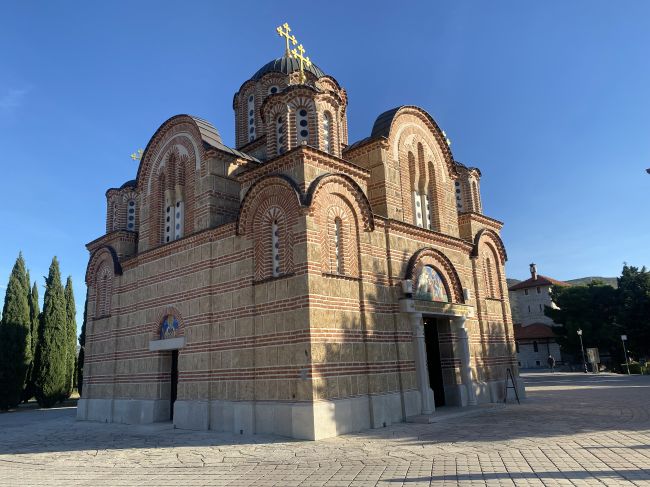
left=0, top=372, right=649, bottom=486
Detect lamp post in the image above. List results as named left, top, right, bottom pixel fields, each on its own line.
left=577, top=328, right=588, bottom=373
left=621, top=335, right=630, bottom=375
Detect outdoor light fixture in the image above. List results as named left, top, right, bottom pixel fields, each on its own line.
left=621, top=335, right=630, bottom=375
left=577, top=328, right=588, bottom=373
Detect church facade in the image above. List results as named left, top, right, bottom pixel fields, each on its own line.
left=78, top=30, right=524, bottom=440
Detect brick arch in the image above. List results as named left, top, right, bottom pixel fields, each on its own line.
left=478, top=239, right=506, bottom=300
left=384, top=106, right=457, bottom=178
left=237, top=176, right=301, bottom=281
left=471, top=228, right=508, bottom=265
left=146, top=137, right=198, bottom=247
left=237, top=175, right=303, bottom=236
left=305, top=173, right=374, bottom=232
left=85, top=246, right=121, bottom=286
left=136, top=116, right=206, bottom=193
left=394, top=124, right=449, bottom=228
left=406, top=248, right=465, bottom=304
left=153, top=306, right=185, bottom=340
left=314, top=195, right=360, bottom=277
left=86, top=247, right=121, bottom=320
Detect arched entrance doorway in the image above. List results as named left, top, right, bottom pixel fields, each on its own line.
left=402, top=251, right=477, bottom=414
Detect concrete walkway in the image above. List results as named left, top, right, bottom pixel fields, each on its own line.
left=0, top=372, right=649, bottom=486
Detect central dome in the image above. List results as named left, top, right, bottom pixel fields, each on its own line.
left=251, top=55, right=326, bottom=81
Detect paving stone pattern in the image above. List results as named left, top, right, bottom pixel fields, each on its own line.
left=1, top=373, right=649, bottom=486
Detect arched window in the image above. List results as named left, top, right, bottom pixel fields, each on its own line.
left=322, top=111, right=333, bottom=154
left=247, top=93, right=256, bottom=142
left=485, top=257, right=495, bottom=298
left=408, top=152, right=423, bottom=227
left=296, top=108, right=309, bottom=145
left=126, top=199, right=136, bottom=231
left=271, top=219, right=280, bottom=277
left=334, top=217, right=342, bottom=274
left=455, top=181, right=464, bottom=212
left=276, top=115, right=285, bottom=155
left=472, top=181, right=481, bottom=212
left=95, top=263, right=112, bottom=318
left=112, top=204, right=119, bottom=231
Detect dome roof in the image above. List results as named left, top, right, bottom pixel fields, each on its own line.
left=251, top=55, right=326, bottom=81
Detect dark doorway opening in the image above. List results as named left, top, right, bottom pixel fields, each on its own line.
left=170, top=350, right=178, bottom=421
left=423, top=317, right=446, bottom=408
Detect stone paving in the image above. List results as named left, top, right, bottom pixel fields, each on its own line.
left=0, top=372, right=649, bottom=486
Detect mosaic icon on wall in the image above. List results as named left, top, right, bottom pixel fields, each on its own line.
left=160, top=314, right=179, bottom=339
left=415, top=266, right=449, bottom=302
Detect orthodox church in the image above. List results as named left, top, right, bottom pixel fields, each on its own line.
left=78, top=24, right=524, bottom=440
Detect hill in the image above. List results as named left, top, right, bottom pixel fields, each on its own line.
left=506, top=276, right=617, bottom=289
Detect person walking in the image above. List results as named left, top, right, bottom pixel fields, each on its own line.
left=547, top=354, right=556, bottom=373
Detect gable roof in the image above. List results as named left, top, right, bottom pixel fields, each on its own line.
left=508, top=275, right=571, bottom=291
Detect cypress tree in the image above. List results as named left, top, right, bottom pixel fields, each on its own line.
left=77, top=292, right=87, bottom=396
left=0, top=253, right=32, bottom=409
left=63, top=277, right=77, bottom=398
left=33, top=257, right=67, bottom=407
left=22, top=281, right=41, bottom=402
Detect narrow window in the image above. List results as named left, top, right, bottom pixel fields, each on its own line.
left=422, top=193, right=431, bottom=229
left=533, top=341, right=539, bottom=353
left=296, top=108, right=309, bottom=145
left=271, top=220, right=280, bottom=277
left=174, top=200, right=184, bottom=240
left=472, top=181, right=481, bottom=212
left=334, top=217, right=343, bottom=274
left=524, top=289, right=529, bottom=296
left=539, top=303, right=543, bottom=312
left=322, top=112, right=332, bottom=154
left=164, top=194, right=174, bottom=243
left=516, top=341, right=520, bottom=353
left=112, top=204, right=119, bottom=231
left=528, top=305, right=531, bottom=313
left=247, top=94, right=256, bottom=142
left=126, top=199, right=136, bottom=231
left=536, top=286, right=541, bottom=294
left=455, top=181, right=464, bottom=212
left=413, top=191, right=423, bottom=227
left=276, top=115, right=285, bottom=155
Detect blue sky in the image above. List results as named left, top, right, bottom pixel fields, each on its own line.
left=1, top=1, right=649, bottom=333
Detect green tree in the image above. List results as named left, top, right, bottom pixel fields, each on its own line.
left=617, top=264, right=650, bottom=359
left=22, top=281, right=41, bottom=402
left=77, top=292, right=87, bottom=396
left=0, top=253, right=32, bottom=409
left=546, top=281, right=621, bottom=363
left=33, top=257, right=68, bottom=407
left=63, top=277, right=77, bottom=398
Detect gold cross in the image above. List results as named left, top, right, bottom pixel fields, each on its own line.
left=291, top=44, right=312, bottom=83
left=276, top=23, right=297, bottom=57
left=130, top=148, right=143, bottom=161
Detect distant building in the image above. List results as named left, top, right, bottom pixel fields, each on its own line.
left=508, top=264, right=570, bottom=368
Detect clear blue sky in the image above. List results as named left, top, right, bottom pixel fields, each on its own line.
left=1, top=1, right=649, bottom=333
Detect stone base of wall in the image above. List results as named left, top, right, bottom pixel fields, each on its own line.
left=173, top=391, right=421, bottom=440
left=77, top=381, right=524, bottom=439
left=77, top=398, right=169, bottom=424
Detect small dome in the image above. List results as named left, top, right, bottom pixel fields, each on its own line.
left=251, top=55, right=326, bottom=81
